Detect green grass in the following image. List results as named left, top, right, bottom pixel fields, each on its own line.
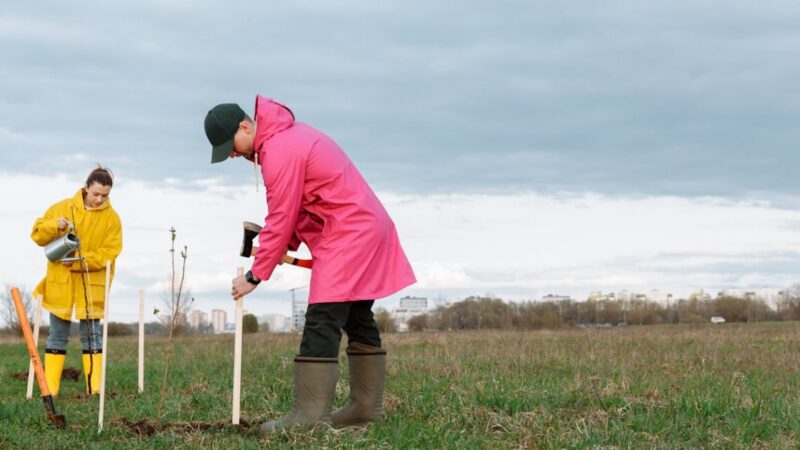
left=1, top=323, right=799, bottom=448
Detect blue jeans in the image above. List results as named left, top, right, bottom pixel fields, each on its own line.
left=46, top=313, right=102, bottom=352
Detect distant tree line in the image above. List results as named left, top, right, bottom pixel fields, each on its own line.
left=377, top=288, right=800, bottom=332
left=5, top=289, right=800, bottom=336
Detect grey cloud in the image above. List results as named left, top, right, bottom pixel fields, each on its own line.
left=1, top=1, right=800, bottom=196
left=463, top=249, right=800, bottom=299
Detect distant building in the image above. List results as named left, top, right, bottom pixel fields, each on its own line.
left=399, top=296, right=428, bottom=310
left=756, top=288, right=788, bottom=307
left=292, top=299, right=307, bottom=332
left=211, top=309, right=227, bottom=334
left=190, top=310, right=208, bottom=329
left=616, top=290, right=633, bottom=302
left=646, top=289, right=673, bottom=305
left=262, top=314, right=289, bottom=333
left=720, top=288, right=785, bottom=308
left=541, top=294, right=571, bottom=303
left=587, top=291, right=616, bottom=302
left=391, top=296, right=429, bottom=332
left=690, top=289, right=712, bottom=302
left=719, top=288, right=746, bottom=299
left=163, top=312, right=187, bottom=327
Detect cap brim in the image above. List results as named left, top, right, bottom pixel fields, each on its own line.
left=210, top=139, right=234, bottom=164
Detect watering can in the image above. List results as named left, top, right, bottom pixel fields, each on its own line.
left=44, top=225, right=81, bottom=263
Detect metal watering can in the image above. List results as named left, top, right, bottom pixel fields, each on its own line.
left=44, top=225, right=81, bottom=263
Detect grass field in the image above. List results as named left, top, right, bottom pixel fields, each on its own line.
left=1, top=323, right=799, bottom=449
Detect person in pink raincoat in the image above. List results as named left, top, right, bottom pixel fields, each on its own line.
left=204, top=96, right=415, bottom=434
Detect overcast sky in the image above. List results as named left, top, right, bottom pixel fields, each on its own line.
left=2, top=1, right=800, bottom=323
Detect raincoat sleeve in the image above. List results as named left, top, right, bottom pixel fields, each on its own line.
left=72, top=212, right=123, bottom=272
left=287, top=214, right=305, bottom=251
left=250, top=151, right=306, bottom=281
left=31, top=205, right=62, bottom=246
left=287, top=232, right=301, bottom=252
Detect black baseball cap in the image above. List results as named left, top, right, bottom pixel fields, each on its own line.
left=204, top=103, right=246, bottom=163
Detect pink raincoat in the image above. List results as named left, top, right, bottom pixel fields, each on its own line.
left=250, top=95, right=416, bottom=303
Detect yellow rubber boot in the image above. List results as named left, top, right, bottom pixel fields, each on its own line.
left=44, top=350, right=66, bottom=396
left=82, top=351, right=103, bottom=395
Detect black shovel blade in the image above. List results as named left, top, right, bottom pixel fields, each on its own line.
left=42, top=396, right=67, bottom=429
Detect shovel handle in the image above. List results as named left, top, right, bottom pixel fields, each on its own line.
left=11, top=288, right=50, bottom=397
left=11, top=288, right=65, bottom=427
left=281, top=253, right=313, bottom=269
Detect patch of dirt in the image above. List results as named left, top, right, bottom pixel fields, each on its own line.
left=111, top=417, right=254, bottom=436
left=64, top=390, right=118, bottom=400
left=61, top=367, right=81, bottom=381
left=9, top=367, right=81, bottom=381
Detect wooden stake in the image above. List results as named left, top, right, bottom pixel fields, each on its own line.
left=26, top=294, right=43, bottom=399
left=232, top=266, right=244, bottom=425
left=138, top=289, right=145, bottom=393
left=98, top=261, right=111, bottom=434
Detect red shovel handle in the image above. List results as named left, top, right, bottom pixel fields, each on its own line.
left=281, top=254, right=313, bottom=269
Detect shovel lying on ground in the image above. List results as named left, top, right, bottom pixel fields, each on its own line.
left=10, top=287, right=67, bottom=429
left=240, top=221, right=313, bottom=269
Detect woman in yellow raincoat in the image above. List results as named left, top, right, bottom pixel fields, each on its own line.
left=31, top=166, right=122, bottom=395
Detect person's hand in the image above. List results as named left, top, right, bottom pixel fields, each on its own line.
left=231, top=274, right=257, bottom=300
left=57, top=218, right=70, bottom=231
left=61, top=260, right=73, bottom=267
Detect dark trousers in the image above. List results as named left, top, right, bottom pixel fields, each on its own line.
left=299, top=300, right=381, bottom=357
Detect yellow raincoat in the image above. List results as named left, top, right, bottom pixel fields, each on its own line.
left=31, top=189, right=123, bottom=320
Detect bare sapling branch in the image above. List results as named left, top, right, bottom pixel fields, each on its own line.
left=158, top=227, right=189, bottom=418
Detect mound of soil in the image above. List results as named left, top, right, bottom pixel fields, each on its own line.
left=61, top=368, right=81, bottom=381
left=111, top=417, right=253, bottom=436
left=9, top=367, right=81, bottom=381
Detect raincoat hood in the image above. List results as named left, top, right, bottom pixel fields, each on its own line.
left=254, top=95, right=295, bottom=149
left=71, top=188, right=113, bottom=212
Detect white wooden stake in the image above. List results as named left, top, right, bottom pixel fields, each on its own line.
left=138, top=289, right=144, bottom=393
left=232, top=266, right=245, bottom=425
left=26, top=295, right=43, bottom=399
left=98, top=261, right=111, bottom=434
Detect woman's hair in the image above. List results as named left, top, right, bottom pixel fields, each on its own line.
left=86, top=165, right=114, bottom=188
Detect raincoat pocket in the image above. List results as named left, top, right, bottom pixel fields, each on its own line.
left=71, top=271, right=106, bottom=319
left=46, top=267, right=71, bottom=283
left=44, top=270, right=72, bottom=319
left=296, top=212, right=327, bottom=247
left=87, top=274, right=106, bottom=317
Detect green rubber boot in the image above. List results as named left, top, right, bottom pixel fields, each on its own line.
left=260, top=356, right=339, bottom=435
left=331, top=342, right=387, bottom=427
